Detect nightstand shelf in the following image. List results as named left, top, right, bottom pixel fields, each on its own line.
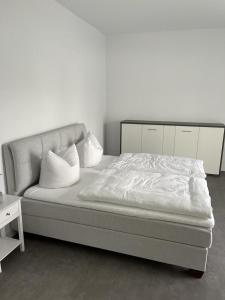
left=0, top=194, right=25, bottom=273
left=0, top=238, right=21, bottom=268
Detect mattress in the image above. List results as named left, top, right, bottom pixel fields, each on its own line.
left=23, top=156, right=212, bottom=248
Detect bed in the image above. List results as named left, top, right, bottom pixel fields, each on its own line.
left=2, top=123, right=214, bottom=277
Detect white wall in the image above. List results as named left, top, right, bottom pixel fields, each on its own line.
left=1, top=1, right=225, bottom=178
left=0, top=0, right=106, bottom=176
left=106, top=29, right=225, bottom=169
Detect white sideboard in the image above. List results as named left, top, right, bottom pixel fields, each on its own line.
left=120, top=120, right=225, bottom=175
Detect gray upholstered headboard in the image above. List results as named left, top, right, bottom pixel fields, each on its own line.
left=2, top=123, right=87, bottom=196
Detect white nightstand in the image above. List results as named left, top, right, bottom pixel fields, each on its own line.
left=0, top=194, right=25, bottom=273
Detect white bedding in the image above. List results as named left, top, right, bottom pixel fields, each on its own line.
left=78, top=169, right=213, bottom=220
left=107, top=153, right=206, bottom=178
left=24, top=156, right=214, bottom=229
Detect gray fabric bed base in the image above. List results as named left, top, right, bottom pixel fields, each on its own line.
left=21, top=214, right=208, bottom=272
left=21, top=198, right=212, bottom=248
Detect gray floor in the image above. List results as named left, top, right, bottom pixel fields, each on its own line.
left=0, top=174, right=225, bottom=300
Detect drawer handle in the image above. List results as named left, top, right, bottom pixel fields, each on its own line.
left=147, top=129, right=157, bottom=131
left=182, top=130, right=192, bottom=133
left=6, top=212, right=11, bottom=216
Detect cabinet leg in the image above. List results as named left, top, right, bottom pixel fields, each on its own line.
left=20, top=242, right=25, bottom=252
left=17, top=202, right=25, bottom=252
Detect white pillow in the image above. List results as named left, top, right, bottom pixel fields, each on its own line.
left=76, top=132, right=103, bottom=167
left=39, top=144, right=80, bottom=188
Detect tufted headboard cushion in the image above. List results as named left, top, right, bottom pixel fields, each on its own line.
left=2, top=123, right=87, bottom=196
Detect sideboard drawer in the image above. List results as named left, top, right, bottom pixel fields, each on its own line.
left=0, top=202, right=19, bottom=227
left=197, top=127, right=224, bottom=175
left=121, top=124, right=142, bottom=153
left=142, top=125, right=164, bottom=154
left=174, top=126, right=199, bottom=159
left=163, top=126, right=175, bottom=155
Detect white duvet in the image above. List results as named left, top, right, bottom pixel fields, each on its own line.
left=107, top=153, right=206, bottom=178
left=79, top=168, right=213, bottom=225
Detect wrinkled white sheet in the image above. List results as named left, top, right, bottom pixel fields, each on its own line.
left=107, top=153, right=206, bottom=178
